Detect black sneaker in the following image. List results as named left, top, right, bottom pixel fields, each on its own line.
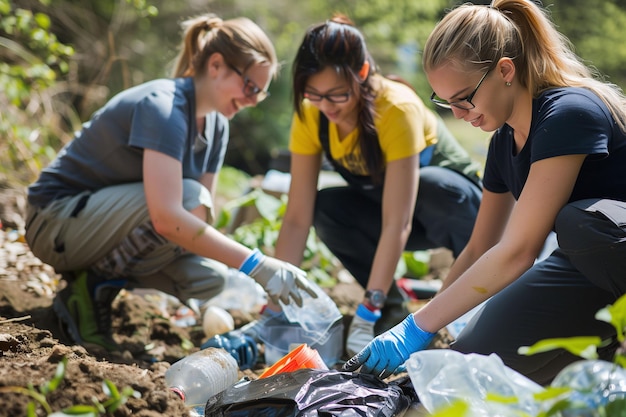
left=52, top=270, right=126, bottom=351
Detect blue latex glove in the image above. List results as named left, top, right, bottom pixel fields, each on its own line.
left=201, top=333, right=258, bottom=370
left=342, top=313, right=435, bottom=379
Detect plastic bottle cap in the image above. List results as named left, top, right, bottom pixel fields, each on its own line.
left=169, top=386, right=185, bottom=401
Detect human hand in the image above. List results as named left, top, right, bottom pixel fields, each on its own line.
left=240, top=249, right=317, bottom=307
left=342, top=313, right=435, bottom=379
left=346, top=303, right=381, bottom=357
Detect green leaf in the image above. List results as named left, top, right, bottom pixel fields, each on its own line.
left=33, top=13, right=50, bottom=29
left=55, top=404, right=99, bottom=416
left=254, top=191, right=283, bottom=222
left=43, top=356, right=67, bottom=394
left=595, top=293, right=626, bottom=341
left=26, top=402, right=36, bottom=417
left=518, top=336, right=601, bottom=359
left=0, top=0, right=10, bottom=15
left=605, top=397, right=626, bottom=416
left=102, top=379, right=120, bottom=399
left=615, top=354, right=626, bottom=369
left=214, top=209, right=231, bottom=229
left=402, top=250, right=430, bottom=278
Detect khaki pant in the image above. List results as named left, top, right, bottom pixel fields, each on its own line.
left=25, top=180, right=227, bottom=303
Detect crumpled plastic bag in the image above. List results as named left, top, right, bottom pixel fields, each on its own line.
left=204, top=368, right=417, bottom=416
left=406, top=350, right=544, bottom=416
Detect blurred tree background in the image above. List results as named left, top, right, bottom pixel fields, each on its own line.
left=2, top=0, right=626, bottom=185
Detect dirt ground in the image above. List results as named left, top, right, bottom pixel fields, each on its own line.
left=0, top=186, right=452, bottom=416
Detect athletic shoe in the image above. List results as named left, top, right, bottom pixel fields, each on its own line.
left=53, top=270, right=126, bottom=351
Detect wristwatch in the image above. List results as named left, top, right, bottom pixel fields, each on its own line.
left=364, top=289, right=387, bottom=310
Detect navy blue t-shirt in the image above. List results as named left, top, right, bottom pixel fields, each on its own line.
left=483, top=87, right=626, bottom=203
left=28, top=77, right=229, bottom=207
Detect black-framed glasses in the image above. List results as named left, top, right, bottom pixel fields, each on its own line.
left=430, top=67, right=492, bottom=110
left=228, top=64, right=270, bottom=101
left=303, top=91, right=351, bottom=103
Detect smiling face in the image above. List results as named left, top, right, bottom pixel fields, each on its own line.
left=197, top=53, right=273, bottom=120
left=304, top=66, right=360, bottom=131
left=427, top=63, right=514, bottom=132
left=218, top=62, right=273, bottom=119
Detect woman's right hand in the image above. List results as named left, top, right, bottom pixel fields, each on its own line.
left=241, top=249, right=317, bottom=306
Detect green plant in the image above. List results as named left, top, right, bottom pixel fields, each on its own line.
left=215, top=187, right=339, bottom=286
left=0, top=0, right=76, bottom=183
left=0, top=356, right=141, bottom=416
left=513, top=294, right=626, bottom=416
left=398, top=250, right=431, bottom=279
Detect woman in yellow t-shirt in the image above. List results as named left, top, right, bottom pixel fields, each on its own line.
left=273, top=14, right=482, bottom=357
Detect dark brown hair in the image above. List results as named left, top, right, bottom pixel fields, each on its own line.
left=292, top=14, right=384, bottom=184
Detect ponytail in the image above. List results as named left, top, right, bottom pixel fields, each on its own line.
left=171, top=13, right=278, bottom=81
left=423, top=0, right=626, bottom=132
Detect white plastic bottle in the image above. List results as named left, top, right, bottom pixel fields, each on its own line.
left=165, top=348, right=239, bottom=407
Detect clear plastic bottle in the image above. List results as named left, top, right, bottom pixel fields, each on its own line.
left=165, top=348, right=239, bottom=407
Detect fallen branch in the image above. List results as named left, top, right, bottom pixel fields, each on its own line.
left=0, top=315, right=31, bottom=324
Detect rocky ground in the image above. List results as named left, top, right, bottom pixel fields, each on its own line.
left=0, top=185, right=452, bottom=416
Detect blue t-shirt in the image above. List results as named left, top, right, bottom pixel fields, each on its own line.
left=483, top=87, right=626, bottom=203
left=28, top=77, right=229, bottom=207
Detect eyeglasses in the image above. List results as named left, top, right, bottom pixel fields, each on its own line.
left=228, top=64, right=270, bottom=102
left=430, top=68, right=492, bottom=110
left=303, top=91, right=351, bottom=103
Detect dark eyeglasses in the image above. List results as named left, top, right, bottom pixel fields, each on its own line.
left=303, top=91, right=351, bottom=103
left=228, top=64, right=270, bottom=102
left=430, top=68, right=492, bottom=110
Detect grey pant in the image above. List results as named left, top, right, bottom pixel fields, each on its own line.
left=25, top=180, right=227, bottom=304
left=452, top=198, right=626, bottom=385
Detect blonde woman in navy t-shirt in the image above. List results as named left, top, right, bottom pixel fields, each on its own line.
left=345, top=0, right=626, bottom=385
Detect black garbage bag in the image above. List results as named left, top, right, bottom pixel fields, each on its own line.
left=204, top=368, right=417, bottom=416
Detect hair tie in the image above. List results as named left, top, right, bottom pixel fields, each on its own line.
left=359, top=61, right=370, bottom=80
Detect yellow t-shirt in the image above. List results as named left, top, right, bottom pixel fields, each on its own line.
left=289, top=77, right=439, bottom=176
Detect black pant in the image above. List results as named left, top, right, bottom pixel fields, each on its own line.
left=452, top=198, right=626, bottom=385
left=313, top=166, right=481, bottom=288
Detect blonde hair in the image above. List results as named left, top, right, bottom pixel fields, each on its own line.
left=423, top=0, right=626, bottom=132
left=171, top=13, right=278, bottom=80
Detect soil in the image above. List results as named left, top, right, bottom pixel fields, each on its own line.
left=0, top=186, right=453, bottom=417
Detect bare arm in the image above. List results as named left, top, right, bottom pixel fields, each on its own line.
left=143, top=149, right=250, bottom=268
left=367, top=155, right=420, bottom=295
left=415, top=154, right=586, bottom=332
left=439, top=189, right=515, bottom=292
left=274, top=152, right=321, bottom=265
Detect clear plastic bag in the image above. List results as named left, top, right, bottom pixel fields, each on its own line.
left=406, top=350, right=543, bottom=416
left=279, top=280, right=342, bottom=343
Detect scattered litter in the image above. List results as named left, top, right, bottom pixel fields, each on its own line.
left=202, top=305, right=234, bottom=338
left=205, top=368, right=417, bottom=416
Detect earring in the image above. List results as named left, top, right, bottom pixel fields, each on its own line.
left=506, top=82, right=512, bottom=86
